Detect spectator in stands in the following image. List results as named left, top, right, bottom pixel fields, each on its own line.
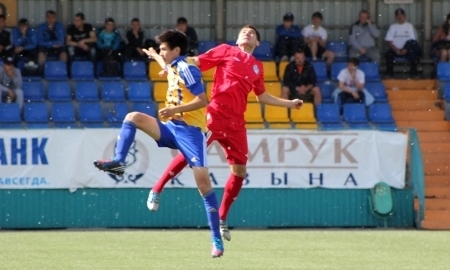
left=176, top=17, right=198, bottom=56
left=281, top=50, right=321, bottom=106
left=0, top=15, right=12, bottom=60
left=302, top=12, right=335, bottom=67
left=385, top=8, right=422, bottom=78
left=332, top=58, right=374, bottom=113
left=66, top=12, right=97, bottom=61
left=274, top=13, right=302, bottom=62
left=0, top=57, right=24, bottom=110
left=432, top=13, right=450, bottom=62
left=349, top=10, right=380, bottom=63
left=37, top=10, right=67, bottom=71
left=124, top=18, right=147, bottom=61
left=96, top=17, right=122, bottom=76
left=12, top=18, right=38, bottom=69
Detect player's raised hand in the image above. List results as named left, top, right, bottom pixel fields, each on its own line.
left=290, top=99, right=303, bottom=109
left=143, top=47, right=158, bottom=59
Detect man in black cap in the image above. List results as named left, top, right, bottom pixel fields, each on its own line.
left=385, top=8, right=422, bottom=78
left=176, top=17, right=198, bottom=56
left=274, top=13, right=302, bottom=61
left=0, top=57, right=24, bottom=110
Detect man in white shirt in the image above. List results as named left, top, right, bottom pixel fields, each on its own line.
left=302, top=12, right=335, bottom=67
left=332, top=58, right=374, bottom=113
left=384, top=8, right=422, bottom=78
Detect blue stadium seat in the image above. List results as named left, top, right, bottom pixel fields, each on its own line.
left=326, top=41, right=348, bottom=62
left=369, top=103, right=396, bottom=131
left=437, top=62, right=450, bottom=81
left=253, top=41, right=273, bottom=60
left=316, top=82, right=333, bottom=103
left=123, top=61, right=147, bottom=81
left=331, top=62, right=347, bottom=81
left=24, top=102, right=49, bottom=128
left=369, top=103, right=395, bottom=123
left=343, top=103, right=369, bottom=129
left=0, top=103, right=22, bottom=128
left=365, top=82, right=388, bottom=103
left=75, top=81, right=99, bottom=101
left=316, top=103, right=345, bottom=130
left=359, top=62, right=380, bottom=81
left=23, top=81, right=45, bottom=102
left=71, top=61, right=95, bottom=80
left=312, top=62, right=328, bottom=81
left=48, top=81, right=72, bottom=101
left=128, top=81, right=153, bottom=102
left=96, top=61, right=122, bottom=81
left=101, top=82, right=125, bottom=101
left=44, top=61, right=68, bottom=80
left=198, top=40, right=217, bottom=54
left=51, top=102, right=76, bottom=128
left=79, top=102, right=104, bottom=128
left=105, top=102, right=129, bottom=127
left=132, top=102, right=157, bottom=117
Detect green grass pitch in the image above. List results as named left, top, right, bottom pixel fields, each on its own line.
left=1, top=229, right=449, bottom=269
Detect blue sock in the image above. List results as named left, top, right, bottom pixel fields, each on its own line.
left=202, top=189, right=221, bottom=240
left=114, top=121, right=137, bottom=163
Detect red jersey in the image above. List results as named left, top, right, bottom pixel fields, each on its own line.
left=198, top=44, right=265, bottom=117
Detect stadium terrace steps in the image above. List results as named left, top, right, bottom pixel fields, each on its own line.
left=390, top=100, right=441, bottom=111
left=418, top=131, right=450, bottom=143
left=386, top=79, right=450, bottom=230
left=392, top=111, right=445, bottom=121
left=424, top=164, right=450, bottom=176
left=415, top=198, right=450, bottom=210
left=425, top=175, right=450, bottom=188
left=383, top=79, right=437, bottom=90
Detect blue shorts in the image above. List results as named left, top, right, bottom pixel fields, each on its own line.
left=156, top=119, right=207, bottom=168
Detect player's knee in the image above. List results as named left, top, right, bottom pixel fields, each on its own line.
left=125, top=112, right=143, bottom=124
left=231, top=165, right=247, bottom=179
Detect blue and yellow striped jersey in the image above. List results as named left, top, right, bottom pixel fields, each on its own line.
left=165, top=56, right=206, bottom=131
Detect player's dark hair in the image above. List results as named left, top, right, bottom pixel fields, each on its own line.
left=105, top=17, right=115, bottom=24
left=312, top=12, right=323, bottom=20
left=294, top=49, right=305, bottom=55
left=240, top=24, right=260, bottom=42
left=75, top=12, right=85, bottom=20
left=46, top=10, right=56, bottom=16
left=18, top=18, right=29, bottom=25
left=348, top=57, right=360, bottom=67
left=0, top=14, right=5, bottom=21
left=156, top=30, right=188, bottom=56
left=131, top=18, right=140, bottom=23
left=177, top=17, right=188, bottom=24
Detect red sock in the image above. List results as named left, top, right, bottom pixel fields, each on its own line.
left=152, top=154, right=188, bottom=193
left=219, top=174, right=244, bottom=221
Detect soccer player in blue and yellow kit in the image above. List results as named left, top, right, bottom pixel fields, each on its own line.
left=93, top=30, right=224, bottom=258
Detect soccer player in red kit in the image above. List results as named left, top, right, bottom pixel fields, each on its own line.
left=148, top=25, right=303, bottom=241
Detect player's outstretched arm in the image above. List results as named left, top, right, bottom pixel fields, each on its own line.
left=256, top=92, right=303, bottom=109
left=159, top=93, right=208, bottom=118
left=143, top=47, right=167, bottom=70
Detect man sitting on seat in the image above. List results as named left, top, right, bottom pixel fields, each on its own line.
left=332, top=58, right=374, bottom=113
left=349, top=10, right=380, bottom=63
left=281, top=50, right=321, bottom=106
left=385, top=8, right=422, bottom=78
left=0, top=57, right=24, bottom=110
left=37, top=10, right=67, bottom=72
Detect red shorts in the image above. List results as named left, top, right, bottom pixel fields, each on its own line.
left=205, top=109, right=248, bottom=165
